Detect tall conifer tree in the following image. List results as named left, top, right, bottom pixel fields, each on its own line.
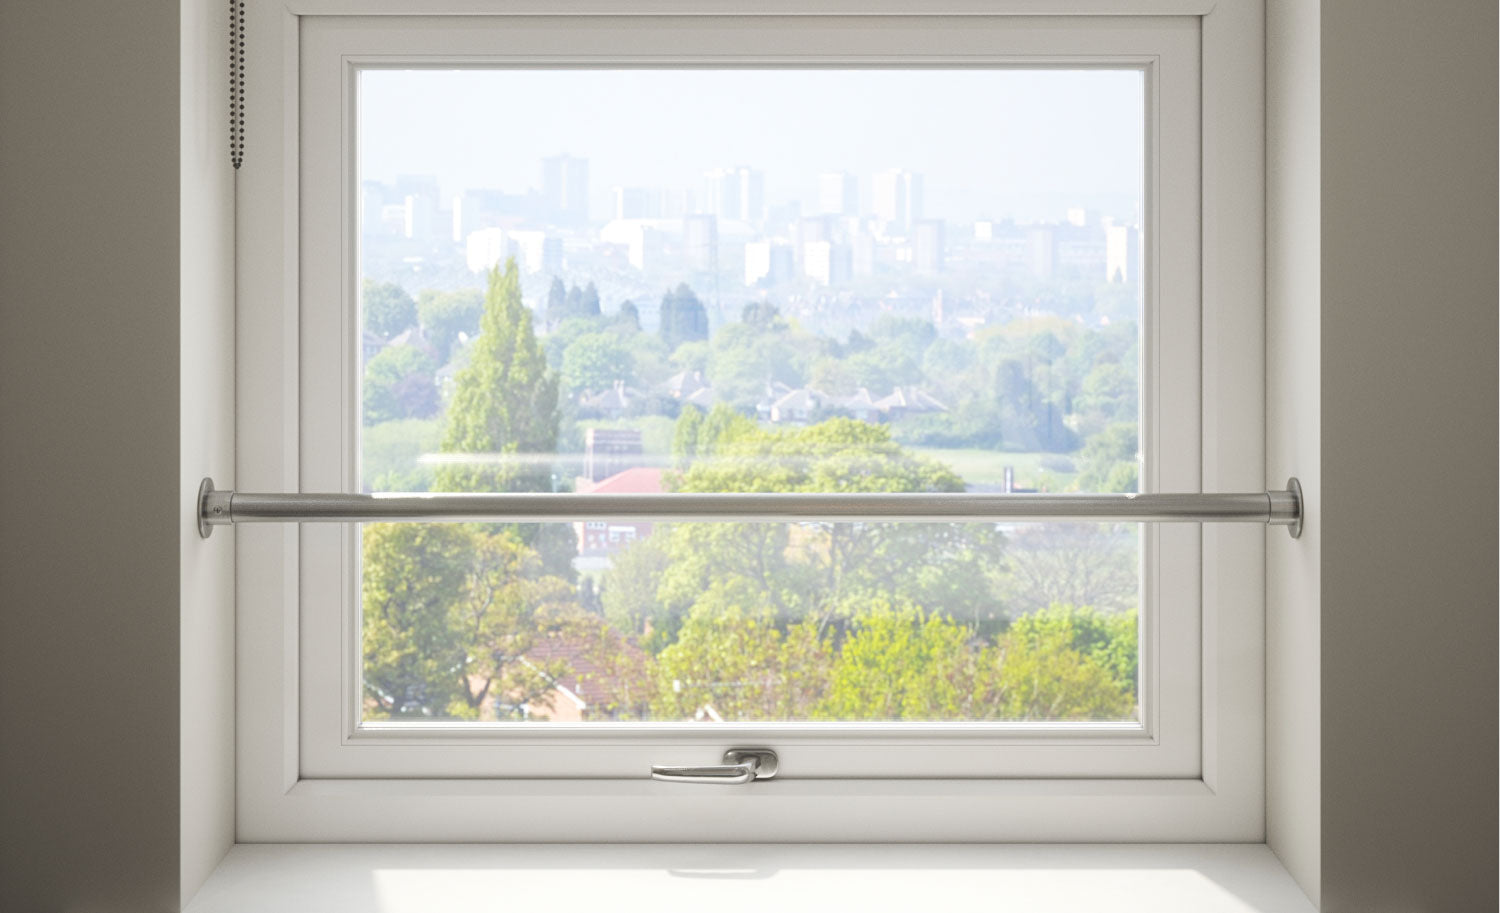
left=437, top=260, right=559, bottom=494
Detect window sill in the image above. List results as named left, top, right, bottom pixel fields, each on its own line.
left=184, top=843, right=1315, bottom=913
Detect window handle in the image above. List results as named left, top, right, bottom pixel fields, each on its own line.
left=651, top=749, right=778, bottom=785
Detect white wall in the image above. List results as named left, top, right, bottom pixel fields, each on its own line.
left=1265, top=0, right=1320, bottom=904
left=180, top=0, right=238, bottom=903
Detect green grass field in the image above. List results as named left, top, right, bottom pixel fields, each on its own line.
left=910, top=447, right=1080, bottom=492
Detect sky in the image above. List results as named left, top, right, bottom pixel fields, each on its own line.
left=360, top=68, right=1144, bottom=225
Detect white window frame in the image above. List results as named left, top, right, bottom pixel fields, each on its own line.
left=236, top=0, right=1264, bottom=843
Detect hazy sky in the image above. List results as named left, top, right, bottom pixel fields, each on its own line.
left=360, top=68, right=1143, bottom=224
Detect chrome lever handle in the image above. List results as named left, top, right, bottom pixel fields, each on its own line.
left=651, top=748, right=778, bottom=784
left=650, top=761, right=759, bottom=784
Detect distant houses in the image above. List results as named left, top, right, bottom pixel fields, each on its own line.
left=661, top=369, right=714, bottom=409
left=758, top=381, right=947, bottom=426
left=873, top=386, right=948, bottom=421
left=571, top=369, right=945, bottom=429
left=577, top=380, right=640, bottom=420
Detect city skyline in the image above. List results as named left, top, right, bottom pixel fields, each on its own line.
left=360, top=68, right=1144, bottom=226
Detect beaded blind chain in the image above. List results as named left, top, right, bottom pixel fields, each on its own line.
left=230, top=0, right=245, bottom=169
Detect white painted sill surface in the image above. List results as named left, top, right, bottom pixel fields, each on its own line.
left=184, top=844, right=1316, bottom=913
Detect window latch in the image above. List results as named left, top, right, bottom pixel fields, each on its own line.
left=650, top=748, right=778, bottom=785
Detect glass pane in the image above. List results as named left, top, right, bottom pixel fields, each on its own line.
left=356, top=69, right=1144, bottom=723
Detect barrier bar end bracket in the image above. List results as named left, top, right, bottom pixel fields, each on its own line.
left=1285, top=477, right=1303, bottom=540
left=198, top=477, right=218, bottom=539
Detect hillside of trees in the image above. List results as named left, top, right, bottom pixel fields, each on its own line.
left=359, top=260, right=1141, bottom=723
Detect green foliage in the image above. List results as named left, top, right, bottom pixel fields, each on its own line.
left=975, top=604, right=1136, bottom=721
left=708, top=313, right=829, bottom=409
left=362, top=418, right=442, bottom=492
left=1007, top=604, right=1138, bottom=694
left=807, top=355, right=856, bottom=397
left=845, top=316, right=935, bottom=391
left=363, top=344, right=438, bottom=425
left=817, top=599, right=974, bottom=720
left=844, top=346, right=920, bottom=392
left=580, top=281, right=601, bottom=318
left=658, top=283, right=709, bottom=351
left=560, top=332, right=635, bottom=396
left=417, top=288, right=483, bottom=360
left=635, top=596, right=1137, bottom=724
left=545, top=277, right=567, bottom=328
left=362, top=279, right=417, bottom=339
left=996, top=523, right=1139, bottom=615
left=545, top=278, right=602, bottom=329
left=361, top=523, right=577, bottom=720
left=921, top=338, right=975, bottom=383
left=1076, top=422, right=1139, bottom=493
left=614, top=300, right=641, bottom=332
left=356, top=264, right=1155, bottom=727
left=671, top=405, right=703, bottom=467
left=871, top=314, right=938, bottom=350
left=1074, top=362, right=1138, bottom=437
left=435, top=260, right=559, bottom=495
left=545, top=316, right=605, bottom=371
left=670, top=340, right=712, bottom=374
left=740, top=299, right=781, bottom=329
left=649, top=583, right=831, bottom=721
left=654, top=414, right=1000, bottom=634
left=694, top=403, right=756, bottom=456
left=600, top=536, right=677, bottom=652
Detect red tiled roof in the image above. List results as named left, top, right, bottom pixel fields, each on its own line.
left=578, top=466, right=664, bottom=495
left=524, top=625, right=652, bottom=713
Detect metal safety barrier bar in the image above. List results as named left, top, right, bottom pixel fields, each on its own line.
left=197, top=477, right=1303, bottom=538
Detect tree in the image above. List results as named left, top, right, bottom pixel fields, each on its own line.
left=996, top=523, right=1138, bottom=616
left=740, top=299, right=781, bottom=329
left=870, top=314, right=937, bottom=351
left=600, top=536, right=677, bottom=651
left=435, top=260, right=559, bottom=495
left=363, top=344, right=438, bottom=425
left=670, top=404, right=703, bottom=467
left=817, top=599, right=975, bottom=721
left=362, top=418, right=442, bottom=492
left=361, top=523, right=578, bottom=720
left=361, top=266, right=584, bottom=723
left=544, top=277, right=568, bottom=329
left=362, top=279, right=417, bottom=339
left=974, top=605, right=1136, bottom=721
left=417, top=288, right=483, bottom=360
left=658, top=283, right=709, bottom=351
left=707, top=317, right=826, bottom=409
left=560, top=332, right=634, bottom=397
left=649, top=582, right=831, bottom=722
left=845, top=344, right=921, bottom=392
left=1076, top=421, right=1138, bottom=493
left=1007, top=604, right=1138, bottom=695
left=544, top=277, right=602, bottom=329
left=669, top=339, right=711, bottom=374
left=1073, top=362, right=1138, bottom=437
left=613, top=299, right=641, bottom=333
left=658, top=414, right=1001, bottom=635
left=580, top=281, right=601, bottom=318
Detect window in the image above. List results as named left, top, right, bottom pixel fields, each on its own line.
left=237, top=2, right=1265, bottom=843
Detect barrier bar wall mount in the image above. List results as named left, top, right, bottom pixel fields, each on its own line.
left=197, top=477, right=1303, bottom=539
